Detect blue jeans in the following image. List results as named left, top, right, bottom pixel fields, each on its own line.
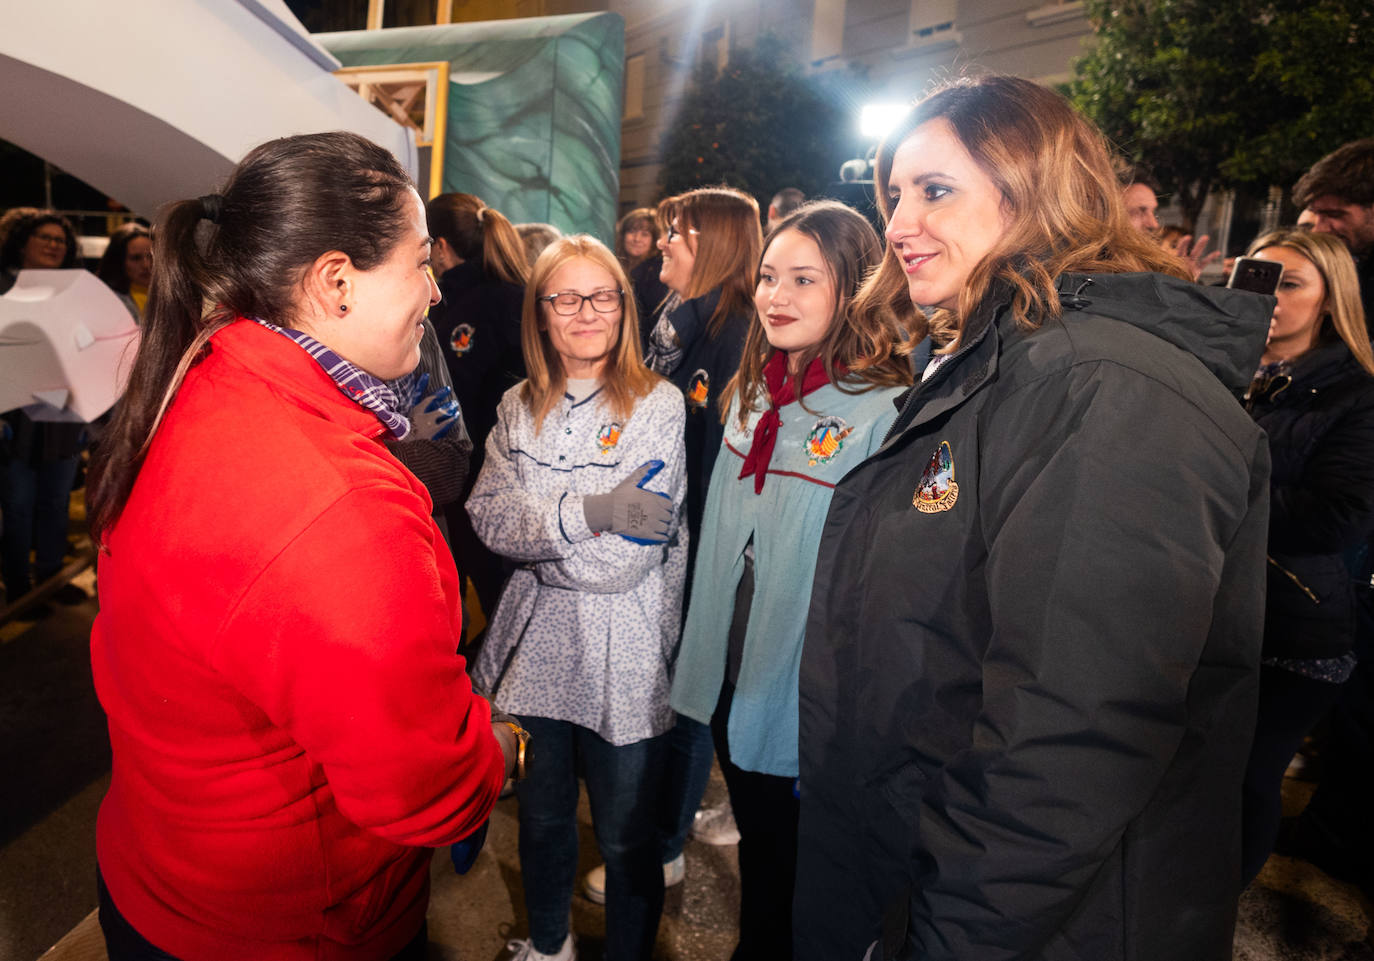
left=657, top=713, right=715, bottom=861
left=515, top=715, right=667, bottom=961
left=1, top=454, right=79, bottom=595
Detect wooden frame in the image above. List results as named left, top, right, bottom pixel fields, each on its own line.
left=335, top=62, right=450, bottom=198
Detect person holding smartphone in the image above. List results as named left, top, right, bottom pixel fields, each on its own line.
left=1239, top=228, right=1374, bottom=883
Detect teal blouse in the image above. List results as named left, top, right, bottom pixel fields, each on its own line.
left=670, top=379, right=904, bottom=776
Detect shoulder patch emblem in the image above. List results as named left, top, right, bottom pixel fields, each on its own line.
left=597, top=422, right=622, bottom=453
left=805, top=417, right=853, bottom=466
left=686, top=369, right=710, bottom=408
left=913, top=440, right=959, bottom=513
left=450, top=323, right=474, bottom=355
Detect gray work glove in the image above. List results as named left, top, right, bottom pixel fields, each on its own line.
left=583, top=461, right=673, bottom=543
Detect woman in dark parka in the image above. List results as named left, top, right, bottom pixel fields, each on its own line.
left=794, top=76, right=1274, bottom=961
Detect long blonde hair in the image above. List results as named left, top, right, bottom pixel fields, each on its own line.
left=664, top=186, right=763, bottom=339
left=1247, top=229, right=1374, bottom=375
left=519, top=235, right=661, bottom=431
left=719, top=201, right=912, bottom=427
left=852, top=75, right=1191, bottom=351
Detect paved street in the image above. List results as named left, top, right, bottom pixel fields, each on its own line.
left=0, top=566, right=1370, bottom=961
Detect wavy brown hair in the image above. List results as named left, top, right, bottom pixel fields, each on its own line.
left=1247, top=229, right=1374, bottom=375
left=520, top=235, right=661, bottom=432
left=852, top=75, right=1191, bottom=351
left=720, top=201, right=912, bottom=427
left=615, top=207, right=658, bottom=271
left=665, top=186, right=762, bottom=339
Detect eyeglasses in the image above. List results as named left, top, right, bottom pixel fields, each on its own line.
left=33, top=232, right=67, bottom=247
left=538, top=289, right=624, bottom=316
left=664, top=223, right=699, bottom=244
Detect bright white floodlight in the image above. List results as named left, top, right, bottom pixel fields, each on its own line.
left=860, top=103, right=909, bottom=141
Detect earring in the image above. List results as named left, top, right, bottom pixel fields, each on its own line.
left=339, top=304, right=349, bottom=314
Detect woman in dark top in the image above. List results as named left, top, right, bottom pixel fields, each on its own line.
left=1, top=210, right=87, bottom=606
left=1240, top=228, right=1374, bottom=883
left=97, top=222, right=153, bottom=319
left=645, top=187, right=763, bottom=545
left=425, top=192, right=529, bottom=624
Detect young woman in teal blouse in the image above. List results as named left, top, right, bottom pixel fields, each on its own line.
left=670, top=201, right=912, bottom=960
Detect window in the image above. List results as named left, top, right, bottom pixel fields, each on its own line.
left=623, top=53, right=645, bottom=120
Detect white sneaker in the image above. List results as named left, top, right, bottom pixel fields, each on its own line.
left=582, top=853, right=686, bottom=904
left=690, top=803, right=741, bottom=845
left=504, top=933, right=576, bottom=961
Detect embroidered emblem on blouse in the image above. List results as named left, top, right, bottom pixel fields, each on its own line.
left=805, top=417, right=853, bottom=466
left=686, top=369, right=710, bottom=408
left=450, top=323, right=475, bottom=355
left=597, top=422, right=623, bottom=453
left=913, top=440, right=959, bottom=513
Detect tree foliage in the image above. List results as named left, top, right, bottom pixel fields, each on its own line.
left=1070, top=0, right=1374, bottom=225
left=658, top=36, right=861, bottom=207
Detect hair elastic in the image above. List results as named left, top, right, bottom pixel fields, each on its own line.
left=198, top=194, right=224, bottom=224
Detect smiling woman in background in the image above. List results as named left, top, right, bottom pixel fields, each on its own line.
left=670, top=200, right=910, bottom=960
left=794, top=76, right=1274, bottom=961
left=0, top=209, right=88, bottom=609
left=467, top=234, right=686, bottom=961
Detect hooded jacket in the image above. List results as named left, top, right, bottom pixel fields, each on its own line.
left=1247, top=339, right=1374, bottom=660
left=795, top=273, right=1272, bottom=961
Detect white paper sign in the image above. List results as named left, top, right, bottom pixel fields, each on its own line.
left=0, top=269, right=141, bottom=422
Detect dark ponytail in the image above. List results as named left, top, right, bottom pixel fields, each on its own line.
left=426, top=192, right=529, bottom=287
left=88, top=131, right=417, bottom=544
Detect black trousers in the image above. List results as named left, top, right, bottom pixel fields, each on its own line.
left=1293, top=652, right=1374, bottom=884
left=711, top=679, right=800, bottom=961
left=97, top=868, right=427, bottom=961
left=1239, top=665, right=1346, bottom=884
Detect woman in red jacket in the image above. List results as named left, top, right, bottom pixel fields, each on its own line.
left=86, top=132, right=517, bottom=961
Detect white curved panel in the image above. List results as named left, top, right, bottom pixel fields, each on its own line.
left=0, top=0, right=416, bottom=219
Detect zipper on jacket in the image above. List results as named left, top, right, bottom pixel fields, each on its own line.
left=1268, top=556, right=1320, bottom=604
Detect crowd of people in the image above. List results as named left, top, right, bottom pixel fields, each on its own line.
left=4, top=72, right=1374, bottom=961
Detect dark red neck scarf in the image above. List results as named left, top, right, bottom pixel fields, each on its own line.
left=738, top=352, right=837, bottom=494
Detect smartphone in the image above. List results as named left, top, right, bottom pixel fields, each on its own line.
left=1227, top=257, right=1283, bottom=295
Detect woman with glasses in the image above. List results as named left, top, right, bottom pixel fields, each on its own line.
left=1239, top=228, right=1374, bottom=883
left=468, top=235, right=687, bottom=961
left=0, top=209, right=88, bottom=608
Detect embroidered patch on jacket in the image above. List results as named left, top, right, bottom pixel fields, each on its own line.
left=450, top=323, right=474, bottom=355
left=805, top=417, right=853, bottom=466
left=913, top=440, right=959, bottom=513
left=597, top=422, right=623, bottom=453
left=686, top=369, right=710, bottom=408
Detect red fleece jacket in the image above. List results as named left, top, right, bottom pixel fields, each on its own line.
left=91, top=320, right=504, bottom=960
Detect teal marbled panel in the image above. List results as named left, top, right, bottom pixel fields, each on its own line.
left=547, top=14, right=624, bottom=246
left=317, top=14, right=623, bottom=243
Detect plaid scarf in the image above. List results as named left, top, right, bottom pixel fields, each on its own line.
left=254, top=319, right=412, bottom=439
